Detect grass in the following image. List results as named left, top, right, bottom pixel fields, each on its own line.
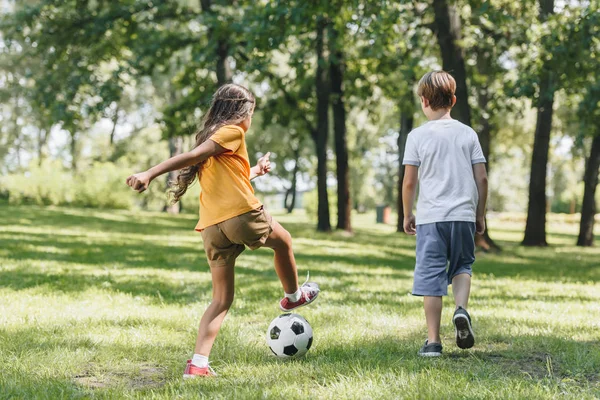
left=0, top=204, right=599, bottom=399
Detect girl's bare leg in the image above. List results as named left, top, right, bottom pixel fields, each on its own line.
left=264, top=220, right=298, bottom=294
left=194, top=263, right=235, bottom=356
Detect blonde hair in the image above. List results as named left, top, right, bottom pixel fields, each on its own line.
left=169, top=84, right=255, bottom=203
left=417, top=71, right=456, bottom=111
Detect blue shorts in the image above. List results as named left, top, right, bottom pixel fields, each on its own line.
left=412, top=221, right=475, bottom=297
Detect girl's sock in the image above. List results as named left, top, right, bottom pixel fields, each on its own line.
left=191, top=354, right=209, bottom=368
left=285, top=288, right=301, bottom=302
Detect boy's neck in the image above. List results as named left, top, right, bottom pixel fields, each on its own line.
left=427, top=108, right=453, bottom=121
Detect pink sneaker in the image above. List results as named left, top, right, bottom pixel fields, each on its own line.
left=279, top=282, right=320, bottom=312
left=183, top=359, right=216, bottom=379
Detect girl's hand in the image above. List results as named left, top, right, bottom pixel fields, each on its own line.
left=256, top=152, right=272, bottom=176
left=126, top=171, right=152, bottom=193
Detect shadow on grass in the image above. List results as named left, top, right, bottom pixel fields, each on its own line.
left=474, top=255, right=600, bottom=283
left=2, top=205, right=599, bottom=296
left=0, top=262, right=417, bottom=311
left=0, top=205, right=197, bottom=236
left=489, top=225, right=600, bottom=243
left=0, top=267, right=213, bottom=304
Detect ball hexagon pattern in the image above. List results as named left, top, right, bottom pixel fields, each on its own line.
left=266, top=313, right=313, bottom=358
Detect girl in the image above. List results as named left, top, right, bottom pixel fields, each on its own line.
left=126, top=84, right=320, bottom=378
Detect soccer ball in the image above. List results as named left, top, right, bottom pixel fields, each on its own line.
left=266, top=313, right=313, bottom=358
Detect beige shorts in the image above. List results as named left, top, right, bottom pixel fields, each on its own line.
left=201, top=206, right=273, bottom=268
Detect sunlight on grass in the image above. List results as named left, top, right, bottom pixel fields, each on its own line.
left=1, top=205, right=599, bottom=399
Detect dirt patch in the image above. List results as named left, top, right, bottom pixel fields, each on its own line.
left=74, top=363, right=167, bottom=390
left=126, top=365, right=168, bottom=390
left=74, top=375, right=108, bottom=389
left=484, top=352, right=559, bottom=380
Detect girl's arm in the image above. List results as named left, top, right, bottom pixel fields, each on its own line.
left=126, top=140, right=227, bottom=193
left=249, top=152, right=271, bottom=180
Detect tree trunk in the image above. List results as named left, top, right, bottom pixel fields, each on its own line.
left=283, top=188, right=293, bottom=214
left=70, top=131, right=79, bottom=172
left=432, top=0, right=470, bottom=125
left=200, top=0, right=232, bottom=86
left=216, top=39, right=232, bottom=85
left=11, top=98, right=22, bottom=169
left=313, top=17, right=331, bottom=232
left=523, top=0, right=555, bottom=247
left=109, top=105, right=119, bottom=146
left=37, top=128, right=49, bottom=166
left=166, top=135, right=183, bottom=214
left=577, top=134, right=600, bottom=246
left=286, top=148, right=300, bottom=214
left=396, top=111, right=413, bottom=233
left=329, top=26, right=351, bottom=232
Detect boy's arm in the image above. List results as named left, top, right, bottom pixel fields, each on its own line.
left=473, top=163, right=488, bottom=235
left=126, top=140, right=227, bottom=193
left=402, top=165, right=419, bottom=235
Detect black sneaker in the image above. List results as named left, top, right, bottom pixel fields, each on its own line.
left=418, top=340, right=443, bottom=357
left=453, top=306, right=475, bottom=349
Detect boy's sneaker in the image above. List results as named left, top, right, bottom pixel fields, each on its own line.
left=418, top=340, right=443, bottom=357
left=183, top=359, right=216, bottom=379
left=279, top=282, right=320, bottom=312
left=453, top=306, right=475, bottom=349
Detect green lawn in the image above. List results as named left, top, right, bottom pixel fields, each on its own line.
left=1, top=205, right=599, bottom=399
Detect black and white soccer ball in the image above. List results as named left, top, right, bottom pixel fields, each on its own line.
left=267, top=313, right=313, bottom=358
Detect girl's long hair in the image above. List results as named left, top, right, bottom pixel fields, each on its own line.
left=169, top=84, right=255, bottom=203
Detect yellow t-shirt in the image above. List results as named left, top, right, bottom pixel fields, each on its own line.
left=195, top=125, right=262, bottom=231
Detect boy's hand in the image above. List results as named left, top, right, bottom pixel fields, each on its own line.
left=126, top=171, right=152, bottom=193
left=404, top=214, right=416, bottom=235
left=255, top=152, right=271, bottom=176
left=476, top=216, right=486, bottom=235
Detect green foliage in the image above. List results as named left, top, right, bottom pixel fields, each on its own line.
left=1, top=160, right=75, bottom=206
left=1, top=0, right=599, bottom=223
left=0, top=160, right=132, bottom=209
left=73, top=162, right=135, bottom=209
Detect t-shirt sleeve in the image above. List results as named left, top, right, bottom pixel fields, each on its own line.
left=209, top=126, right=243, bottom=153
left=402, top=133, right=420, bottom=166
left=470, top=131, right=486, bottom=164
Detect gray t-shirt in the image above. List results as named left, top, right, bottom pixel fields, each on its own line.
left=402, top=119, right=486, bottom=225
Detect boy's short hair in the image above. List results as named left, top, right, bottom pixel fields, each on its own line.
left=417, top=71, right=456, bottom=111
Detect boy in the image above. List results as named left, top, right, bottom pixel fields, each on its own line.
left=402, top=71, right=488, bottom=357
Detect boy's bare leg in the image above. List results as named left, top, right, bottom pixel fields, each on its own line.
left=452, top=273, right=471, bottom=310
left=264, top=220, right=299, bottom=294
left=194, top=264, right=235, bottom=356
left=424, top=296, right=443, bottom=344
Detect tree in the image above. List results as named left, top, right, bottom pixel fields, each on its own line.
left=522, top=0, right=555, bottom=246
left=574, top=9, right=600, bottom=245
left=578, top=134, right=600, bottom=246
left=462, top=0, right=529, bottom=250
left=314, top=16, right=332, bottom=232
left=329, top=23, right=351, bottom=232
left=432, top=0, right=471, bottom=125
left=563, top=4, right=600, bottom=246
left=243, top=2, right=335, bottom=231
